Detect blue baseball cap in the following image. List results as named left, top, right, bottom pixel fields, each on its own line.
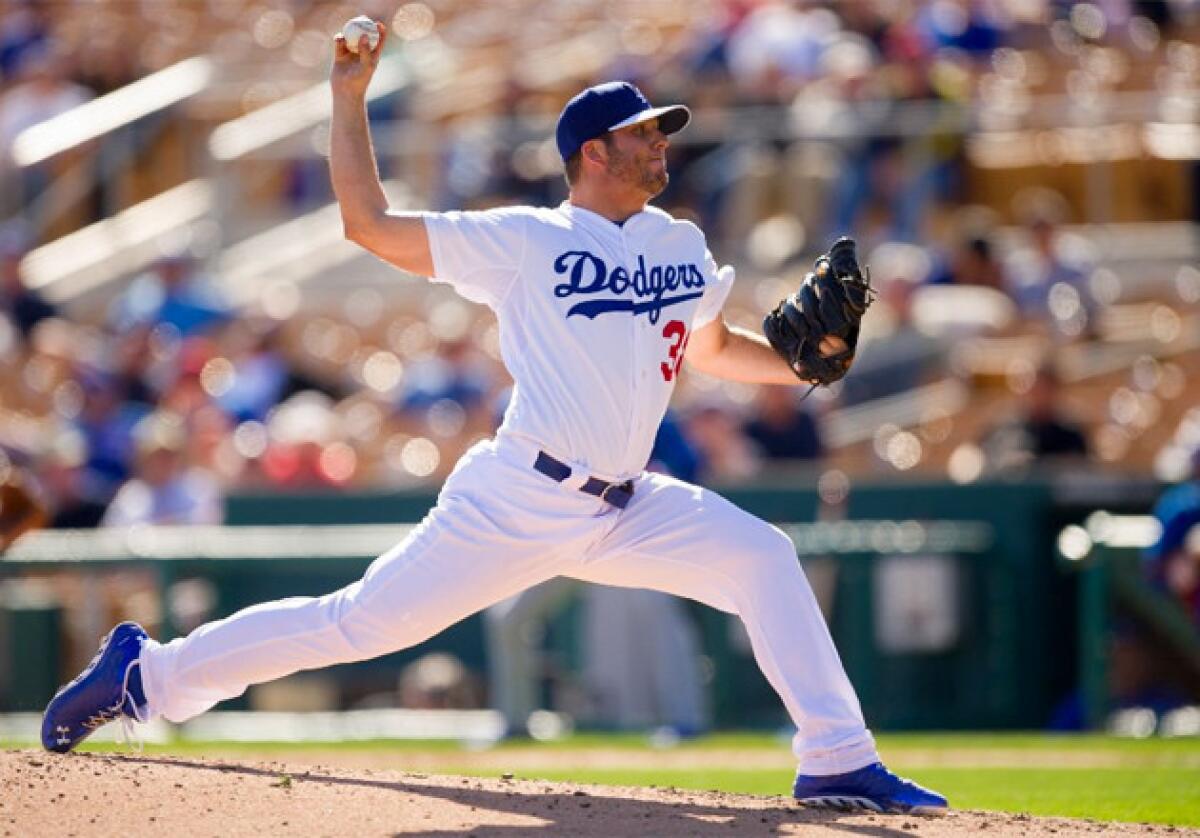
left=555, top=81, right=690, bottom=162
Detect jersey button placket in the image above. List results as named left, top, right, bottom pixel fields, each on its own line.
left=622, top=229, right=644, bottom=449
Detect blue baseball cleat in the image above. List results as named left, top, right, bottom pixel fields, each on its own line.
left=792, top=762, right=948, bottom=814
left=41, top=622, right=148, bottom=753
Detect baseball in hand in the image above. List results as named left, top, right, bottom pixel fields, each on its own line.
left=342, top=15, right=380, bottom=53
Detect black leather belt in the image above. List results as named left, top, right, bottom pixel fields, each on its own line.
left=533, top=450, right=634, bottom=509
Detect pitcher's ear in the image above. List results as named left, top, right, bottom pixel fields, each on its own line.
left=583, top=139, right=606, bottom=165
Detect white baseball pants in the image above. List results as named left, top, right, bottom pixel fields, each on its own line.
left=138, top=435, right=879, bottom=774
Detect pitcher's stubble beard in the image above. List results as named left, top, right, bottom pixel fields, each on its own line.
left=605, top=146, right=668, bottom=197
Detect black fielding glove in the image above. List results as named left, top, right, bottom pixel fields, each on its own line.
left=762, top=237, right=874, bottom=386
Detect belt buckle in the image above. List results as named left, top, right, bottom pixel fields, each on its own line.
left=599, top=480, right=632, bottom=509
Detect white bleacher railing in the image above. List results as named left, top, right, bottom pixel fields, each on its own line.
left=20, top=179, right=214, bottom=303
left=11, top=57, right=215, bottom=168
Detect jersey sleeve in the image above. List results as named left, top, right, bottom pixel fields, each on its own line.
left=422, top=208, right=528, bottom=309
left=692, top=250, right=735, bottom=329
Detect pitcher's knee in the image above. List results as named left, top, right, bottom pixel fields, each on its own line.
left=741, top=524, right=803, bottom=584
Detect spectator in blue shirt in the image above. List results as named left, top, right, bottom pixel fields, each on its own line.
left=1145, top=448, right=1200, bottom=626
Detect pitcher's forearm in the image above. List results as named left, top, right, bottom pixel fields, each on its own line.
left=329, top=93, right=389, bottom=232
left=687, top=320, right=805, bottom=385
left=706, top=327, right=803, bottom=385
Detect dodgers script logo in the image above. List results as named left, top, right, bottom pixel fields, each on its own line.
left=553, top=251, right=705, bottom=325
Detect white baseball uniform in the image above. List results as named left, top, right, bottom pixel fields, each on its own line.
left=136, top=201, right=880, bottom=774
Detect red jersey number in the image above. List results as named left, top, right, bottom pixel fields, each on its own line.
left=660, top=319, right=689, bottom=382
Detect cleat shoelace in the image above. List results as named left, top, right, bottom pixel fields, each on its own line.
left=81, top=700, right=127, bottom=731
left=60, top=637, right=147, bottom=752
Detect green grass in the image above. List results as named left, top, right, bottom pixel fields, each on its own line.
left=432, top=764, right=1200, bottom=827
left=915, top=767, right=1200, bottom=826
left=59, top=729, right=1198, bottom=754
left=444, top=766, right=1199, bottom=824
left=428, top=733, right=1200, bottom=827
left=7, top=732, right=1199, bottom=826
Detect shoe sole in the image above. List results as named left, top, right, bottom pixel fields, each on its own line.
left=796, top=796, right=949, bottom=816
left=796, top=795, right=885, bottom=813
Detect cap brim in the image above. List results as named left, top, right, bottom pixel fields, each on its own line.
left=607, top=104, right=691, bottom=136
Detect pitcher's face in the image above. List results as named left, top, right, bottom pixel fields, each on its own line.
left=604, top=118, right=670, bottom=197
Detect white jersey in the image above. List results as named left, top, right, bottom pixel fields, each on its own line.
left=423, top=201, right=735, bottom=480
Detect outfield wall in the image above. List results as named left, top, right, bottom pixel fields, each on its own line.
left=0, top=478, right=1169, bottom=730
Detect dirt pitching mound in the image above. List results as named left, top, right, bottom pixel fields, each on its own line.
left=1, top=749, right=1191, bottom=837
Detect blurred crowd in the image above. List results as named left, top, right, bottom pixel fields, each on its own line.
left=0, top=0, right=1197, bottom=541
left=3, top=202, right=1194, bottom=539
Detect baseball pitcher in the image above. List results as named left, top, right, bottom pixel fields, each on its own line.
left=42, top=20, right=945, bottom=814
